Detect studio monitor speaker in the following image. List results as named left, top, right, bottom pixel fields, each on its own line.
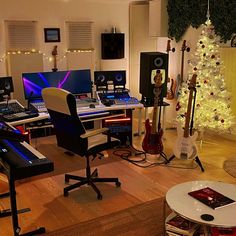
left=139, top=52, right=168, bottom=99
left=94, top=70, right=126, bottom=86
left=94, top=71, right=108, bottom=86
left=0, top=76, right=14, bottom=98
left=101, top=33, right=125, bottom=60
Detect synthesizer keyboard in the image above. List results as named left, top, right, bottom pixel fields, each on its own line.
left=29, top=100, right=47, bottom=113
left=2, top=111, right=39, bottom=122
left=0, top=100, right=39, bottom=122
left=0, top=100, right=25, bottom=115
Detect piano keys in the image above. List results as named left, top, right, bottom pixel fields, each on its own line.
left=0, top=140, right=54, bottom=180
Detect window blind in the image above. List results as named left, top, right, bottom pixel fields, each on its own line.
left=5, top=20, right=38, bottom=52
left=66, top=21, right=94, bottom=51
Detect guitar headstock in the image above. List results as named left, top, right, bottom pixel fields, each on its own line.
left=52, top=45, right=58, bottom=56
left=166, top=39, right=175, bottom=53
left=181, top=40, right=190, bottom=52
left=167, top=40, right=171, bottom=53
left=188, top=74, right=197, bottom=90
left=154, top=70, right=163, bottom=88
left=153, top=70, right=163, bottom=106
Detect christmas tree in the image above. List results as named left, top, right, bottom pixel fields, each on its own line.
left=176, top=18, right=234, bottom=132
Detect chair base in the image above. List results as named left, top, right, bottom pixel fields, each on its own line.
left=64, top=168, right=121, bottom=200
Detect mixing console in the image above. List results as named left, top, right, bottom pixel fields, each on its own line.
left=97, top=91, right=139, bottom=106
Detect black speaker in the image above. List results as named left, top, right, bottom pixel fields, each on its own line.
left=94, top=71, right=108, bottom=86
left=139, top=52, right=168, bottom=100
left=0, top=76, right=14, bottom=100
left=101, top=33, right=124, bottom=59
left=111, top=71, right=126, bottom=86
left=94, top=70, right=126, bottom=86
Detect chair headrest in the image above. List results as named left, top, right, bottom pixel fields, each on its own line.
left=42, top=87, right=74, bottom=115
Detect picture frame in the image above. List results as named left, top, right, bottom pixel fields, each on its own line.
left=44, top=28, right=60, bottom=43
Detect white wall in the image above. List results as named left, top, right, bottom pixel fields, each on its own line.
left=0, top=0, right=132, bottom=77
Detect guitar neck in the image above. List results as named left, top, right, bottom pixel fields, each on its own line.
left=53, top=55, right=57, bottom=69
left=183, top=88, right=194, bottom=138
left=151, top=106, right=158, bottom=134
left=180, top=52, right=184, bottom=84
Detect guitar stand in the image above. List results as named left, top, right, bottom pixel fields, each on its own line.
left=166, top=154, right=204, bottom=172
left=158, top=151, right=169, bottom=163
left=167, top=81, right=205, bottom=172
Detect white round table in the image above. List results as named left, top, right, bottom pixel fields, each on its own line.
left=166, top=180, right=236, bottom=233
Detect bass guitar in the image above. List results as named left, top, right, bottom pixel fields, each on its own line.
left=52, top=45, right=58, bottom=72
left=166, top=39, right=176, bottom=100
left=175, top=40, right=190, bottom=98
left=142, top=71, right=163, bottom=154
left=173, top=74, right=198, bottom=160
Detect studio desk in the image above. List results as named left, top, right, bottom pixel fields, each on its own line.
left=8, top=102, right=144, bottom=146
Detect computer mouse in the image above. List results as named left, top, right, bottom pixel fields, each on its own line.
left=89, top=104, right=96, bottom=108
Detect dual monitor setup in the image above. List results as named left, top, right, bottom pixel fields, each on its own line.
left=22, top=69, right=128, bottom=104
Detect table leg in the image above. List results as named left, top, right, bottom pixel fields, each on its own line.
left=137, top=107, right=142, bottom=136
left=203, top=225, right=210, bottom=236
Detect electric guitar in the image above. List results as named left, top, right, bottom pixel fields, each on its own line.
left=142, top=72, right=163, bottom=154
left=52, top=45, right=58, bottom=72
left=175, top=40, right=190, bottom=98
left=173, top=74, right=198, bottom=160
left=166, top=40, right=176, bottom=100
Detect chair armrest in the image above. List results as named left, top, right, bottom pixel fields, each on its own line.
left=80, top=127, right=109, bottom=139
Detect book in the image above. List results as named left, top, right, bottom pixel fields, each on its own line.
left=166, top=230, right=185, bottom=236
left=211, top=227, right=236, bottom=236
left=188, top=187, right=236, bottom=210
left=166, top=213, right=200, bottom=235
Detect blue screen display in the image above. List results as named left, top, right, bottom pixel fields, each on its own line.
left=22, top=69, right=92, bottom=100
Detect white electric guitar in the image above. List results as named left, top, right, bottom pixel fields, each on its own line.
left=173, top=74, right=198, bottom=160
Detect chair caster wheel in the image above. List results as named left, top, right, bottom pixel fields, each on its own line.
left=97, top=194, right=103, bottom=200
left=116, top=181, right=121, bottom=187
left=64, top=190, right=69, bottom=197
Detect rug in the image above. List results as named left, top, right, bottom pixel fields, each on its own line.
left=22, top=135, right=123, bottom=181
left=223, top=158, right=236, bottom=178
left=43, top=197, right=167, bottom=236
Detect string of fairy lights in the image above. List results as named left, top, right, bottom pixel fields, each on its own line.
left=0, top=49, right=94, bottom=64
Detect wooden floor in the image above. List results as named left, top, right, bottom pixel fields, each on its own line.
left=1, top=128, right=236, bottom=235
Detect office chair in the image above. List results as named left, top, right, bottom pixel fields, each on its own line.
left=42, top=87, right=121, bottom=200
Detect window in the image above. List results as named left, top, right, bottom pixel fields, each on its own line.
left=5, top=20, right=38, bottom=52
left=66, top=21, right=94, bottom=51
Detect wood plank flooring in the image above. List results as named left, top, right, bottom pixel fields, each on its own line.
left=1, top=128, right=236, bottom=235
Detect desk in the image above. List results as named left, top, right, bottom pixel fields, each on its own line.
left=165, top=181, right=236, bottom=235
left=8, top=103, right=143, bottom=145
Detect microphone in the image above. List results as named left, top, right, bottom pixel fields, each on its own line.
left=27, top=91, right=34, bottom=110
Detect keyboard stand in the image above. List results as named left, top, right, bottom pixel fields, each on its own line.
left=6, top=173, right=46, bottom=236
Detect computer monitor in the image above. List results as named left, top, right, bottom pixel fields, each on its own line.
left=0, top=76, right=14, bottom=101
left=22, top=69, right=92, bottom=100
